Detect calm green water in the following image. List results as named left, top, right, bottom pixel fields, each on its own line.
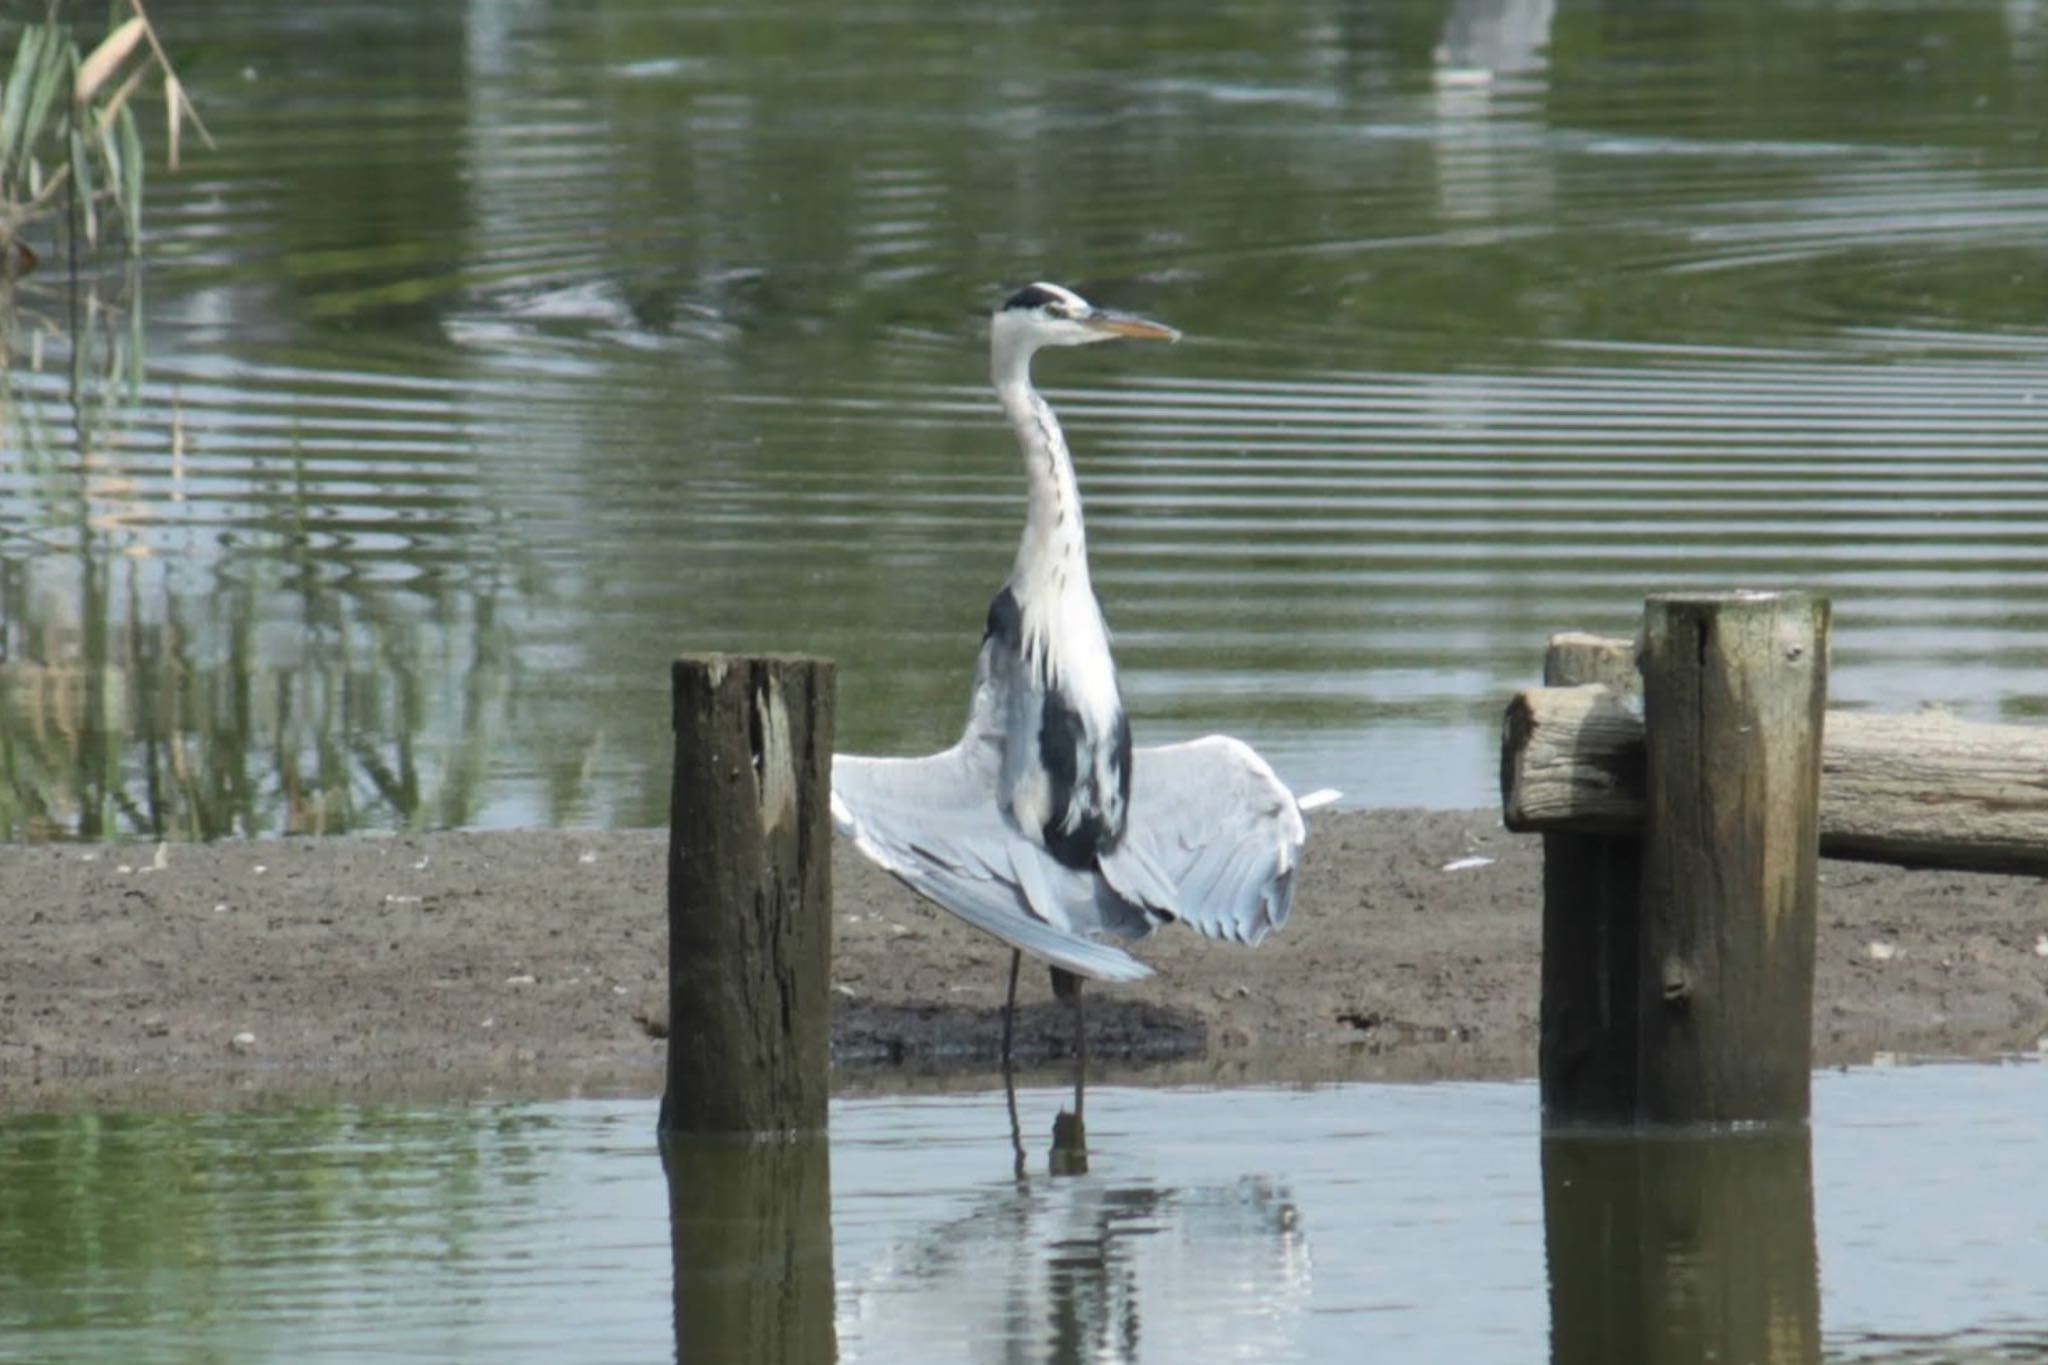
left=5, top=0, right=2048, bottom=837
left=2, top=1064, right=2045, bottom=1362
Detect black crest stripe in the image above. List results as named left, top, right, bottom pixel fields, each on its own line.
left=1003, top=284, right=1064, bottom=312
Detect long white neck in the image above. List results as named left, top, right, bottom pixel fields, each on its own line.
left=991, top=376, right=1089, bottom=589
left=983, top=321, right=1125, bottom=818
left=993, top=362, right=1090, bottom=594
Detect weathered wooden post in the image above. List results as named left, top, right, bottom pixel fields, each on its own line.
left=1529, top=633, right=1642, bottom=1123
left=1637, top=593, right=1827, bottom=1124
left=660, top=653, right=835, bottom=1136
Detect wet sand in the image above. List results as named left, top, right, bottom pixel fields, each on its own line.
left=2, top=810, right=2044, bottom=1110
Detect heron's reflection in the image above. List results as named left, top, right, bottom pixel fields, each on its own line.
left=1544, top=1126, right=1820, bottom=1365
left=846, top=1061, right=1307, bottom=1363
left=1435, top=0, right=1555, bottom=82
left=1005, top=1018, right=1091, bottom=1180
left=1431, top=0, right=1559, bottom=228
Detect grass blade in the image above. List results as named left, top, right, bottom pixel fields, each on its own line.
left=95, top=57, right=151, bottom=136
left=95, top=111, right=128, bottom=245
left=69, top=119, right=97, bottom=246
left=117, top=100, right=142, bottom=243
left=164, top=69, right=180, bottom=170
left=19, top=28, right=71, bottom=167
left=1, top=24, right=46, bottom=172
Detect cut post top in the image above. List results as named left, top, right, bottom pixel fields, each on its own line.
left=1643, top=588, right=1812, bottom=607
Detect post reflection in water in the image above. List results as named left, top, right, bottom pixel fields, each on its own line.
left=1543, top=1127, right=1821, bottom=1365
left=663, top=1135, right=836, bottom=1365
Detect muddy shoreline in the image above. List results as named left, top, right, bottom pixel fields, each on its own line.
left=3, top=810, right=2044, bottom=1111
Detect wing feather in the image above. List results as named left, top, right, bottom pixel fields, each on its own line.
left=1096, top=838, right=1180, bottom=922
left=832, top=747, right=1153, bottom=982
left=1123, top=735, right=1312, bottom=944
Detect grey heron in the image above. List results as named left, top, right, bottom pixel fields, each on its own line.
left=832, top=282, right=1332, bottom=1063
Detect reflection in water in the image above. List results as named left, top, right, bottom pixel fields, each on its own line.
left=1006, top=1044, right=1092, bottom=1181
left=849, top=1064, right=1310, bottom=1363
left=0, top=1104, right=638, bottom=1360
left=1432, top=0, right=1557, bottom=224
left=0, top=270, right=525, bottom=838
left=3, top=1074, right=2048, bottom=1361
left=837, top=1144, right=1308, bottom=1365
left=1049, top=1108, right=1089, bottom=1179
left=1436, top=0, right=1556, bottom=79
left=1543, top=1128, right=1820, bottom=1365
left=8, top=0, right=2048, bottom=836
left=664, top=1135, right=836, bottom=1365
left=3, top=264, right=148, bottom=840
left=0, top=572, right=518, bottom=839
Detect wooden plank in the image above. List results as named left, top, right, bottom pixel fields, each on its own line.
left=1820, top=711, right=2048, bottom=872
left=1503, top=685, right=1646, bottom=836
left=1636, top=591, right=1827, bottom=1125
left=1504, top=687, right=2048, bottom=876
left=1542, top=631, right=1637, bottom=691
left=660, top=653, right=835, bottom=1137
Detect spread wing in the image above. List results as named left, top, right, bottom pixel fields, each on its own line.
left=831, top=741, right=1158, bottom=982
left=1122, top=735, right=1311, bottom=945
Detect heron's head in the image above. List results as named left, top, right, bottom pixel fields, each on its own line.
left=990, top=282, right=1178, bottom=383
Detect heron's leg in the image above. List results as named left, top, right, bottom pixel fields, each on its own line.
left=1047, top=966, right=1086, bottom=1091
left=1048, top=982, right=1090, bottom=1175
left=1000, top=950, right=1022, bottom=1072
left=1072, top=983, right=1087, bottom=1118
left=1050, top=980, right=1090, bottom=1175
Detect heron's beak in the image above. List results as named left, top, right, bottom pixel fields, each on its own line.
left=1083, top=309, right=1181, bottom=343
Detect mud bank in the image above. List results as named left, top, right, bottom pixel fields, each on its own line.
left=2, top=810, right=2044, bottom=1110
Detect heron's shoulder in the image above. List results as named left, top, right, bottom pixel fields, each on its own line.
left=984, top=584, right=1023, bottom=650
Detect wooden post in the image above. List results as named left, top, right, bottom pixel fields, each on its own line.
left=1637, top=593, right=1827, bottom=1124
left=660, top=654, right=835, bottom=1137
left=1531, top=634, right=1641, bottom=1124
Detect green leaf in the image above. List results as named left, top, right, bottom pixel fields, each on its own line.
left=70, top=120, right=96, bottom=246
left=18, top=28, right=71, bottom=170
left=126, top=260, right=145, bottom=401
left=0, top=25, right=46, bottom=172
left=95, top=111, right=121, bottom=240
left=118, top=99, right=142, bottom=244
